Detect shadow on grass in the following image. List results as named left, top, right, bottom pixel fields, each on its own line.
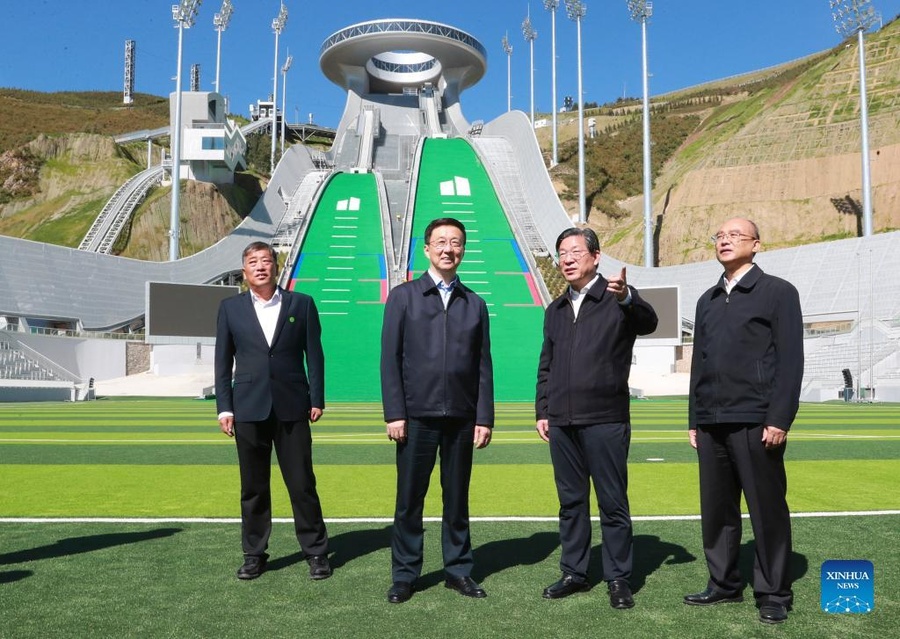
left=737, top=540, right=810, bottom=594
left=0, top=528, right=182, bottom=566
left=0, top=570, right=33, bottom=584
left=409, top=531, right=560, bottom=590
left=267, top=525, right=393, bottom=573
left=629, top=534, right=697, bottom=592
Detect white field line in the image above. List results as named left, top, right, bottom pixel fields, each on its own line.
left=2, top=511, right=898, bottom=525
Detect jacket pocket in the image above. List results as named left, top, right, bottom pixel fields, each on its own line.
left=233, top=373, right=252, bottom=384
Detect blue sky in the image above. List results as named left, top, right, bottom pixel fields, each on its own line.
left=1, top=1, right=898, bottom=129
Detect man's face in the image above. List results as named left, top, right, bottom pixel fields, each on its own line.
left=713, top=218, right=759, bottom=270
left=242, top=249, right=278, bottom=291
left=424, top=224, right=465, bottom=276
left=557, top=234, right=600, bottom=289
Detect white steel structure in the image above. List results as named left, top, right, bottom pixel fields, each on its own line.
left=190, top=64, right=200, bottom=92
left=213, top=0, right=233, bottom=95
left=320, top=19, right=486, bottom=95
left=565, top=0, right=587, bottom=223
left=544, top=1, right=560, bottom=166
left=123, top=40, right=135, bottom=105
left=830, top=0, right=881, bottom=237
left=271, top=2, right=288, bottom=175
left=281, top=53, right=293, bottom=155
left=502, top=33, right=513, bottom=112
left=169, top=0, right=202, bottom=262
left=628, top=0, right=654, bottom=267
left=522, top=9, right=537, bottom=128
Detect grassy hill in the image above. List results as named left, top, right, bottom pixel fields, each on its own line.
left=0, top=90, right=169, bottom=153
left=0, top=90, right=262, bottom=257
left=537, top=16, right=900, bottom=265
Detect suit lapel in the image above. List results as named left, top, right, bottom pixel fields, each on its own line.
left=241, top=292, right=270, bottom=347
left=270, top=289, right=293, bottom=348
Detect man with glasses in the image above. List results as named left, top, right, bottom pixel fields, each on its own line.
left=684, top=218, right=803, bottom=625
left=381, top=217, right=494, bottom=604
left=536, top=227, right=657, bottom=609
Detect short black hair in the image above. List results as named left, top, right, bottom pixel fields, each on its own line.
left=424, top=218, right=467, bottom=245
left=242, top=241, right=277, bottom=263
left=555, top=227, right=600, bottom=254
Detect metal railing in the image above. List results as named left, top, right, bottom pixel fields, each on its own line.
left=79, top=166, right=165, bottom=253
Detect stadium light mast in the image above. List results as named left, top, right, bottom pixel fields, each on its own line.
left=213, top=0, right=233, bottom=95
left=544, top=1, right=560, bottom=166
left=502, top=34, right=513, bottom=112
left=628, top=0, right=654, bottom=267
left=522, top=7, right=538, bottom=128
left=280, top=53, right=293, bottom=156
left=565, top=0, right=587, bottom=223
left=830, top=0, right=880, bottom=237
left=169, top=0, right=202, bottom=262
left=270, top=1, right=288, bottom=175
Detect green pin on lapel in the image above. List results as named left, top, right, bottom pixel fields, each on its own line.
left=289, top=316, right=295, bottom=323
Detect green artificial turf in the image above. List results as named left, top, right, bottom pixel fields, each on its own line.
left=1, top=518, right=897, bottom=639
left=1, top=399, right=898, bottom=517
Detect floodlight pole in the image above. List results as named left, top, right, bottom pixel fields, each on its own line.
left=522, top=9, right=537, bottom=128
left=502, top=34, right=513, bottom=112
left=271, top=2, right=288, bottom=175
left=213, top=0, right=233, bottom=95
left=855, top=27, right=874, bottom=237
left=281, top=54, right=293, bottom=156
left=628, top=1, right=654, bottom=266
left=830, top=0, right=879, bottom=237
left=566, top=1, right=587, bottom=223
left=544, top=1, right=559, bottom=167
left=169, top=0, right=202, bottom=262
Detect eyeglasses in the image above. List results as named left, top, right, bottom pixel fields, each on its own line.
left=711, top=231, right=758, bottom=244
left=557, top=249, right=590, bottom=261
left=429, top=239, right=464, bottom=251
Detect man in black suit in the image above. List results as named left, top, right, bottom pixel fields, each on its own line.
left=215, top=241, right=331, bottom=581
left=536, top=227, right=657, bottom=609
left=380, top=217, right=494, bottom=604
left=685, top=218, right=803, bottom=624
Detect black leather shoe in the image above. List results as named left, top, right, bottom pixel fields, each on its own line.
left=608, top=579, right=635, bottom=609
left=236, top=556, right=266, bottom=580
left=759, top=603, right=788, bottom=624
left=542, top=574, right=590, bottom=599
left=307, top=555, right=332, bottom=580
left=444, top=576, right=487, bottom=598
left=684, top=588, right=744, bottom=606
left=387, top=581, right=413, bottom=604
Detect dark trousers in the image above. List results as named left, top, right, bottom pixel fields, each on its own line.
left=549, top=422, right=632, bottom=582
left=391, top=417, right=475, bottom=583
left=234, top=411, right=328, bottom=558
left=696, top=424, right=792, bottom=606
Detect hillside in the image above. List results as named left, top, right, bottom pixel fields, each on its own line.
left=538, top=16, right=900, bottom=265
left=2, top=18, right=900, bottom=265
left=0, top=91, right=261, bottom=257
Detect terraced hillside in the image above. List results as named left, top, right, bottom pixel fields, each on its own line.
left=549, top=17, right=900, bottom=265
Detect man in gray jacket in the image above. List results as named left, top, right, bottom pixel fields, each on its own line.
left=685, top=218, right=804, bottom=625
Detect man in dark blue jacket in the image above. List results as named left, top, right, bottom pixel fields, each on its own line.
left=536, top=227, right=658, bottom=609
left=215, top=242, right=331, bottom=582
left=684, top=218, right=803, bottom=625
left=381, top=217, right=494, bottom=604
